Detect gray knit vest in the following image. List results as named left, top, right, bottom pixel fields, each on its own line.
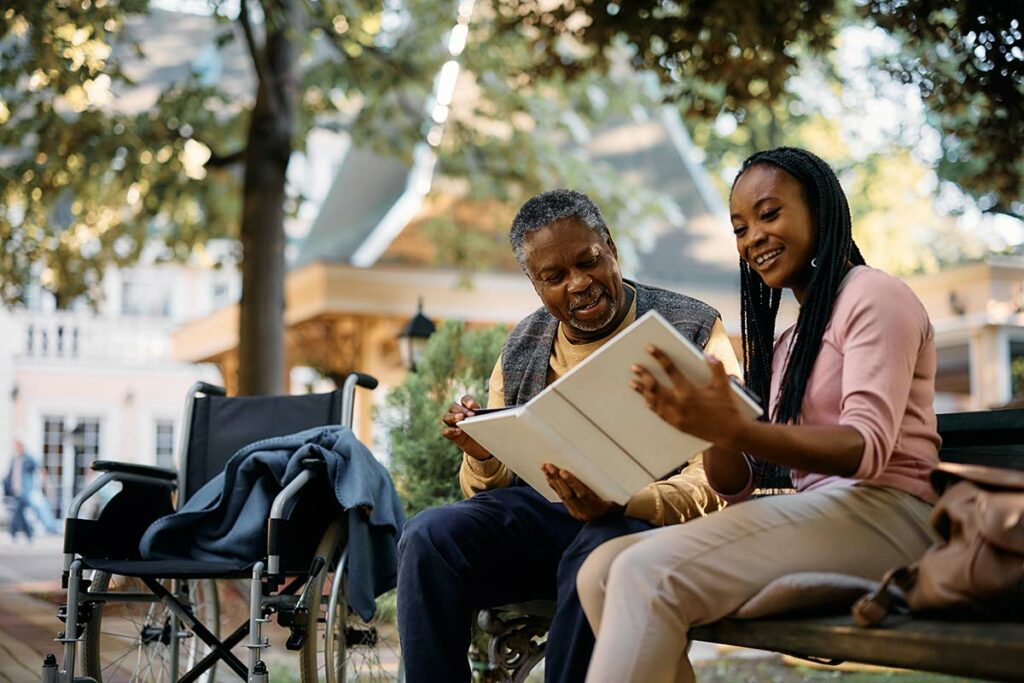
left=500, top=280, right=721, bottom=406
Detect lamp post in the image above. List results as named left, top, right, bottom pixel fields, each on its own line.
left=398, top=298, right=436, bottom=372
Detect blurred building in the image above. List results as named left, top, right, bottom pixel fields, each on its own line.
left=0, top=261, right=234, bottom=519
left=906, top=254, right=1024, bottom=412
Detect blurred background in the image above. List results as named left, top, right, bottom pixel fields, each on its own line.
left=0, top=1, right=1021, bottom=678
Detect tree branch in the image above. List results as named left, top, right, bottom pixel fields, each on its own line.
left=239, top=0, right=279, bottom=114
left=316, top=22, right=416, bottom=76
left=206, top=148, right=247, bottom=167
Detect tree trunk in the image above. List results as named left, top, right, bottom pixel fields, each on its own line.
left=236, top=1, right=301, bottom=396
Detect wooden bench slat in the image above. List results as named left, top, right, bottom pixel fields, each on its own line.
left=691, top=616, right=1024, bottom=682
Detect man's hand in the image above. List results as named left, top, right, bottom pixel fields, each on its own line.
left=441, top=395, right=492, bottom=461
left=541, top=464, right=623, bottom=522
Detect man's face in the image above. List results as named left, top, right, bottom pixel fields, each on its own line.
left=521, top=218, right=626, bottom=343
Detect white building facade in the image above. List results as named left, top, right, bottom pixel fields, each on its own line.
left=0, top=263, right=234, bottom=519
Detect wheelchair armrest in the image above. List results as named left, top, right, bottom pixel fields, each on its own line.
left=92, top=460, right=178, bottom=482
left=62, top=469, right=177, bottom=578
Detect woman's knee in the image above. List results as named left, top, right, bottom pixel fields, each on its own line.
left=576, top=534, right=642, bottom=629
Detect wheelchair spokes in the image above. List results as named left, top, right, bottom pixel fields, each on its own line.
left=82, top=572, right=220, bottom=682
left=298, top=522, right=402, bottom=683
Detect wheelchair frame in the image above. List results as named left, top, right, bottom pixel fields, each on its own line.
left=45, top=373, right=379, bottom=683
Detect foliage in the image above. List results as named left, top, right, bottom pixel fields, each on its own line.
left=491, top=0, right=843, bottom=119
left=0, top=1, right=243, bottom=306
left=382, top=320, right=506, bottom=517
left=0, top=0, right=675, bottom=310
left=0, top=0, right=454, bottom=300
left=863, top=0, right=1024, bottom=218
left=500, top=0, right=1023, bottom=221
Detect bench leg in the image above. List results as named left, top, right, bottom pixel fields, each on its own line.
left=477, top=609, right=550, bottom=683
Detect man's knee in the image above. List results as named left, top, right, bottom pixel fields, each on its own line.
left=564, top=515, right=652, bottom=563
left=398, top=505, right=457, bottom=561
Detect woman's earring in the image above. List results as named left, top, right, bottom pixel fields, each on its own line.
left=811, top=258, right=818, bottom=268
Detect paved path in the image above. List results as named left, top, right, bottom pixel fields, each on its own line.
left=0, top=534, right=770, bottom=682
left=0, top=535, right=65, bottom=682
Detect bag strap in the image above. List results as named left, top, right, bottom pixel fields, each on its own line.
left=852, top=566, right=914, bottom=627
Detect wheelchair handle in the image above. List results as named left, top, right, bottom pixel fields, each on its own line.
left=352, top=372, right=378, bottom=390
left=341, top=372, right=378, bottom=429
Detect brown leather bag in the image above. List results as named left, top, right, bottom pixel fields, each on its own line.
left=854, top=462, right=1024, bottom=625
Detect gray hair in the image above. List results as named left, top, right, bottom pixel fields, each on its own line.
left=509, top=189, right=610, bottom=267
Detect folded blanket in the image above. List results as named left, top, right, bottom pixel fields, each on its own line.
left=140, top=426, right=404, bottom=621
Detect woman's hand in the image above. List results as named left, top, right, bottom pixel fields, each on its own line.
left=630, top=345, right=745, bottom=450
left=541, top=464, right=623, bottom=522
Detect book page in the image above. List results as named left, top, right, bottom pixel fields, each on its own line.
left=526, top=392, right=650, bottom=504
left=457, top=407, right=570, bottom=503
left=550, top=311, right=762, bottom=479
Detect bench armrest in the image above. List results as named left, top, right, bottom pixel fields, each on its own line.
left=92, top=460, right=178, bottom=481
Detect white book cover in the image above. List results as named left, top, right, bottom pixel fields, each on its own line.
left=459, top=311, right=763, bottom=504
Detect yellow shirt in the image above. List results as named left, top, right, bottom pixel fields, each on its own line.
left=458, top=290, right=741, bottom=526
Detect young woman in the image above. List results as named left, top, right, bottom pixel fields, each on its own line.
left=576, top=147, right=940, bottom=683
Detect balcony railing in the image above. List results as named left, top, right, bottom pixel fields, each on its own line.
left=13, top=310, right=174, bottom=364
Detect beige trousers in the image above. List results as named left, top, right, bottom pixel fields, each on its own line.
left=577, top=485, right=935, bottom=683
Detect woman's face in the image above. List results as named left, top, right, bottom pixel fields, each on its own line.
left=730, top=164, right=817, bottom=300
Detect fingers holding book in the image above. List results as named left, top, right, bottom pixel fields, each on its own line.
left=541, top=463, right=624, bottom=522
left=630, top=345, right=744, bottom=448
left=441, top=395, right=492, bottom=461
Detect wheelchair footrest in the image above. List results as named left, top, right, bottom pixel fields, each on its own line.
left=286, top=629, right=308, bottom=651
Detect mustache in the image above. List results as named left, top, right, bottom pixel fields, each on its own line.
left=568, top=285, right=606, bottom=312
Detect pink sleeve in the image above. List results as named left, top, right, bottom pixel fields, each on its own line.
left=837, top=275, right=930, bottom=479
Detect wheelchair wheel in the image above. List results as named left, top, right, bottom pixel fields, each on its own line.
left=300, top=519, right=402, bottom=682
left=81, top=571, right=220, bottom=682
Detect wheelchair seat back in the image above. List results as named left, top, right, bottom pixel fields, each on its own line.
left=181, top=390, right=344, bottom=504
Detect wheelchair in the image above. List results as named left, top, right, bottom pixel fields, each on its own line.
left=42, top=372, right=402, bottom=683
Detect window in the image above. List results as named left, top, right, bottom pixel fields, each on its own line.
left=121, top=274, right=172, bottom=317
left=75, top=418, right=101, bottom=497
left=155, top=420, right=176, bottom=470
left=42, top=416, right=65, bottom=518
left=1011, top=341, right=1024, bottom=403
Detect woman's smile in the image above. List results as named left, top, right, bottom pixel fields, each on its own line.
left=752, top=247, right=784, bottom=269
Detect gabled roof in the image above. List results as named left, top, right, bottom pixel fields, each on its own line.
left=295, top=147, right=411, bottom=268
left=296, top=106, right=740, bottom=293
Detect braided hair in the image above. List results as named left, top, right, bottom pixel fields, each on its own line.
left=732, top=147, right=866, bottom=489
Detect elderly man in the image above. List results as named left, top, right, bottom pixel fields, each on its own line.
left=396, top=189, right=740, bottom=683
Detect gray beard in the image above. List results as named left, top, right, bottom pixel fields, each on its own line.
left=567, top=291, right=619, bottom=332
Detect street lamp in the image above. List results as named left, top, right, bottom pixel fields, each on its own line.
left=398, top=298, right=436, bottom=372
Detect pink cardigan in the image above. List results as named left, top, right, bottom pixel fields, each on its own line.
left=724, top=266, right=941, bottom=504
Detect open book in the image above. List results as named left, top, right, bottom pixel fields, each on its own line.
left=459, top=311, right=763, bottom=504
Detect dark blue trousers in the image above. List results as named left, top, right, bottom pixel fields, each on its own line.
left=397, top=485, right=653, bottom=683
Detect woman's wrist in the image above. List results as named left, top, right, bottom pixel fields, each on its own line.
left=719, top=418, right=753, bottom=453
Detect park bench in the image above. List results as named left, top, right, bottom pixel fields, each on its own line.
left=477, top=408, right=1024, bottom=682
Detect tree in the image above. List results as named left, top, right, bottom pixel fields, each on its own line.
left=864, top=0, right=1024, bottom=218
left=2, top=0, right=452, bottom=394
left=498, top=0, right=1023, bottom=219
left=1, top=0, right=670, bottom=394
left=382, top=320, right=506, bottom=517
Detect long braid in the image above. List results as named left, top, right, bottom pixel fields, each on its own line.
left=732, top=147, right=866, bottom=490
